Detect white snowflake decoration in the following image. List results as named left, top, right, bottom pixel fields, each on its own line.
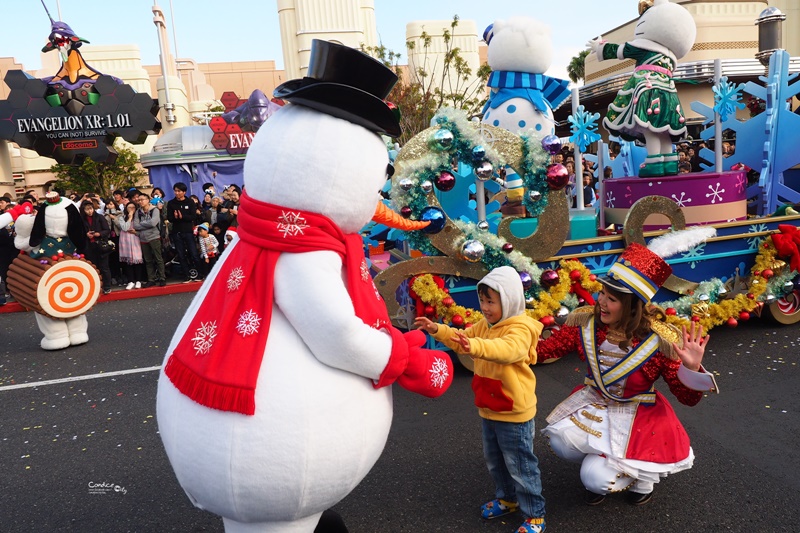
left=360, top=259, right=370, bottom=282
left=277, top=211, right=309, bottom=238
left=671, top=191, right=692, bottom=208
left=227, top=267, right=245, bottom=292
left=429, top=357, right=450, bottom=388
left=192, top=321, right=218, bottom=355
left=706, top=183, right=725, bottom=204
left=236, top=310, right=262, bottom=337
left=606, top=191, right=616, bottom=208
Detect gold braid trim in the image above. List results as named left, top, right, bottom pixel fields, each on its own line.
left=650, top=320, right=683, bottom=361
left=569, top=415, right=602, bottom=438
left=565, top=306, right=594, bottom=327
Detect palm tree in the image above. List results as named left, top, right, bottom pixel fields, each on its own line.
left=567, top=50, right=590, bottom=84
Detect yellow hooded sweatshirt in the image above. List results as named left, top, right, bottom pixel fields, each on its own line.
left=433, top=266, right=543, bottom=423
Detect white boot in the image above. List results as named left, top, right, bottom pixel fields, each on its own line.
left=66, top=315, right=89, bottom=346
left=34, top=313, right=71, bottom=351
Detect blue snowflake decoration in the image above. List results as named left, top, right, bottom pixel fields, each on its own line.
left=568, top=105, right=601, bottom=152
left=712, top=77, right=745, bottom=122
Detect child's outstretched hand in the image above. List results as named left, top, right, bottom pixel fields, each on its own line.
left=672, top=321, right=709, bottom=372
left=452, top=330, right=471, bottom=354
left=414, top=316, right=438, bottom=335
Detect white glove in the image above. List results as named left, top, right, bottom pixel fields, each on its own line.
left=13, top=213, right=36, bottom=252
left=587, top=37, right=605, bottom=55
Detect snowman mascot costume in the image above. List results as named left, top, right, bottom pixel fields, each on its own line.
left=481, top=17, right=570, bottom=215
left=157, top=40, right=454, bottom=533
left=6, top=192, right=92, bottom=350
left=589, top=0, right=696, bottom=177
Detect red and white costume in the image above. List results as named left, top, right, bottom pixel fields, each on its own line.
left=540, top=313, right=717, bottom=495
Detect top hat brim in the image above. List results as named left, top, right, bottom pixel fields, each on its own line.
left=274, top=79, right=401, bottom=137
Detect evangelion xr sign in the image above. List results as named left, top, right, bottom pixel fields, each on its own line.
left=0, top=70, right=161, bottom=164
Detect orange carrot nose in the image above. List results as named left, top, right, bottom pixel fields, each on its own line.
left=372, top=202, right=430, bottom=231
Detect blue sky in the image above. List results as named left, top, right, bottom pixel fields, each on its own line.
left=6, top=1, right=636, bottom=82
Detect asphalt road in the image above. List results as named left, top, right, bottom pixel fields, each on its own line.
left=1, top=293, right=799, bottom=532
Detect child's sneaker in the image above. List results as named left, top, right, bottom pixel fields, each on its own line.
left=481, top=498, right=519, bottom=519
left=517, top=517, right=546, bottom=533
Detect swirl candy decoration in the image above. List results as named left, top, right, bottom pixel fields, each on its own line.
left=8, top=254, right=101, bottom=318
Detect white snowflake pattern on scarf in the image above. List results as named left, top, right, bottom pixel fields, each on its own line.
left=277, top=211, right=309, bottom=238
left=227, top=266, right=245, bottom=292
left=192, top=321, right=218, bottom=355
left=236, top=309, right=262, bottom=337
left=360, top=259, right=370, bottom=282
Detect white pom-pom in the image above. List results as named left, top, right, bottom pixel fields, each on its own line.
left=646, top=226, right=716, bottom=259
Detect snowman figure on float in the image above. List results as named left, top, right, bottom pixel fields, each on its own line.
left=481, top=17, right=570, bottom=213
left=589, top=0, right=696, bottom=177
left=157, top=40, right=454, bottom=533
left=5, top=192, right=98, bottom=350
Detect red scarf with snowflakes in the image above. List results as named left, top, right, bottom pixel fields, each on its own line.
left=163, top=192, right=390, bottom=415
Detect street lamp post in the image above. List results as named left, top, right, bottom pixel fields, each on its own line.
left=755, top=7, right=787, bottom=68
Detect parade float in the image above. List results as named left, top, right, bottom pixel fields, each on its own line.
left=365, top=5, right=800, bottom=366
left=141, top=89, right=282, bottom=197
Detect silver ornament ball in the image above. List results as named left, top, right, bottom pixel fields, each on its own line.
left=477, top=220, right=490, bottom=231
left=420, top=180, right=434, bottom=194
left=399, top=178, right=414, bottom=191
left=528, top=190, right=542, bottom=202
left=475, top=161, right=494, bottom=181
left=460, top=240, right=486, bottom=263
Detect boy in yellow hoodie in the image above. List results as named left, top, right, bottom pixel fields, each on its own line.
left=415, top=266, right=546, bottom=533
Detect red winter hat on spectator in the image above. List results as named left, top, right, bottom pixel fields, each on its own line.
left=225, top=227, right=237, bottom=239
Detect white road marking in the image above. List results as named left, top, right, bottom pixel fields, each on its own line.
left=0, top=365, right=162, bottom=391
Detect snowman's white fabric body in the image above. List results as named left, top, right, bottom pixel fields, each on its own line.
left=13, top=199, right=90, bottom=350
left=157, top=105, right=405, bottom=532
left=481, top=16, right=570, bottom=136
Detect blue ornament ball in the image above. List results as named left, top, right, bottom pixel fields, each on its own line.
left=420, top=206, right=447, bottom=234
left=472, top=145, right=486, bottom=160
left=541, top=134, right=562, bottom=155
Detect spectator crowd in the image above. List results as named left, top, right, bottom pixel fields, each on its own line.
left=0, top=183, right=242, bottom=306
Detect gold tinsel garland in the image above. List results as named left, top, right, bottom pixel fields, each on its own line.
left=409, top=260, right=602, bottom=325
left=663, top=235, right=779, bottom=331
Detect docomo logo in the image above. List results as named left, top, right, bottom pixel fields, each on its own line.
left=87, top=481, right=127, bottom=494
left=61, top=139, right=99, bottom=151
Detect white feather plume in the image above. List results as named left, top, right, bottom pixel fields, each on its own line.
left=646, top=226, right=716, bottom=259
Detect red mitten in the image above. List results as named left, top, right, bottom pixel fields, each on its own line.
left=397, top=330, right=453, bottom=398
left=7, top=201, right=34, bottom=221
left=374, top=326, right=409, bottom=389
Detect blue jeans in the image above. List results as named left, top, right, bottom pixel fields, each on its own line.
left=482, top=418, right=546, bottom=519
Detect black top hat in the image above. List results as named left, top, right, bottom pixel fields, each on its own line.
left=273, top=40, right=401, bottom=137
